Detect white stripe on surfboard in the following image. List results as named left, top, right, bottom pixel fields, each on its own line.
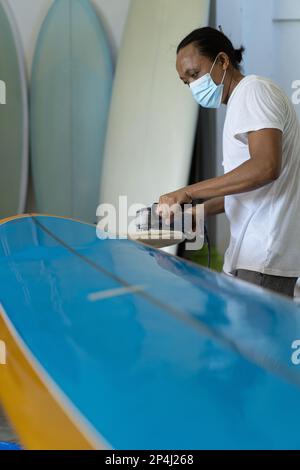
left=88, top=285, right=148, bottom=302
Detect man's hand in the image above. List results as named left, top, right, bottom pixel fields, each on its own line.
left=158, top=188, right=192, bottom=223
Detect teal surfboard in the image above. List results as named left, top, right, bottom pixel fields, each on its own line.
left=1, top=214, right=300, bottom=449
left=0, top=0, right=28, bottom=217
left=31, top=0, right=113, bottom=224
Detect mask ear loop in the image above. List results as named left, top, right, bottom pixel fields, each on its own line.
left=210, top=54, right=227, bottom=84
left=209, top=55, right=219, bottom=75
left=220, top=67, right=227, bottom=85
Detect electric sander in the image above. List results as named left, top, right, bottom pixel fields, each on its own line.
left=132, top=202, right=202, bottom=249
left=135, top=203, right=187, bottom=233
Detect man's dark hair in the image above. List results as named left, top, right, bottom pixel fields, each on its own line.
left=177, top=26, right=245, bottom=71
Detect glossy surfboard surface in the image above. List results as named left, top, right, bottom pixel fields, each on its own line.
left=0, top=215, right=300, bottom=449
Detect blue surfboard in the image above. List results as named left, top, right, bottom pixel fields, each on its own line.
left=30, top=0, right=113, bottom=224
left=0, top=442, right=22, bottom=451
left=1, top=215, right=300, bottom=450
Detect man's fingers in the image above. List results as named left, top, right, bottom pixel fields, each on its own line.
left=158, top=202, right=171, bottom=219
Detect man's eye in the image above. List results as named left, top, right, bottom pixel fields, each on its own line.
left=192, top=72, right=199, bottom=78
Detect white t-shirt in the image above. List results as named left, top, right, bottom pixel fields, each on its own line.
left=223, top=74, right=300, bottom=277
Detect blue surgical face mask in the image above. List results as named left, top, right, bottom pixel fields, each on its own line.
left=189, top=55, right=227, bottom=108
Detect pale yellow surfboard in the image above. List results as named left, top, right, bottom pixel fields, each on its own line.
left=100, top=0, right=210, bottom=220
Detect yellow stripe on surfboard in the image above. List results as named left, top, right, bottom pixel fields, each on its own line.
left=0, top=306, right=103, bottom=450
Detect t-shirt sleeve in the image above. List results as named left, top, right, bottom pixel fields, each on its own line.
left=233, top=81, right=286, bottom=145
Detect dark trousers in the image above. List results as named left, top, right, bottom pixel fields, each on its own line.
left=235, top=270, right=298, bottom=299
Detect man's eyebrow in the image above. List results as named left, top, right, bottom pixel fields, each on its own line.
left=180, top=68, right=199, bottom=80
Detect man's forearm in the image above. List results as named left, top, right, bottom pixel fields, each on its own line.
left=185, top=159, right=278, bottom=201
left=204, top=197, right=225, bottom=218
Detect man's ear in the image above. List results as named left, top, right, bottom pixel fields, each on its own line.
left=219, top=52, right=229, bottom=69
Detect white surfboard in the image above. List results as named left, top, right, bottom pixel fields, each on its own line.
left=100, top=0, right=210, bottom=219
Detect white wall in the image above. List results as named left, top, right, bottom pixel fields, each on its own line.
left=7, top=0, right=131, bottom=78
